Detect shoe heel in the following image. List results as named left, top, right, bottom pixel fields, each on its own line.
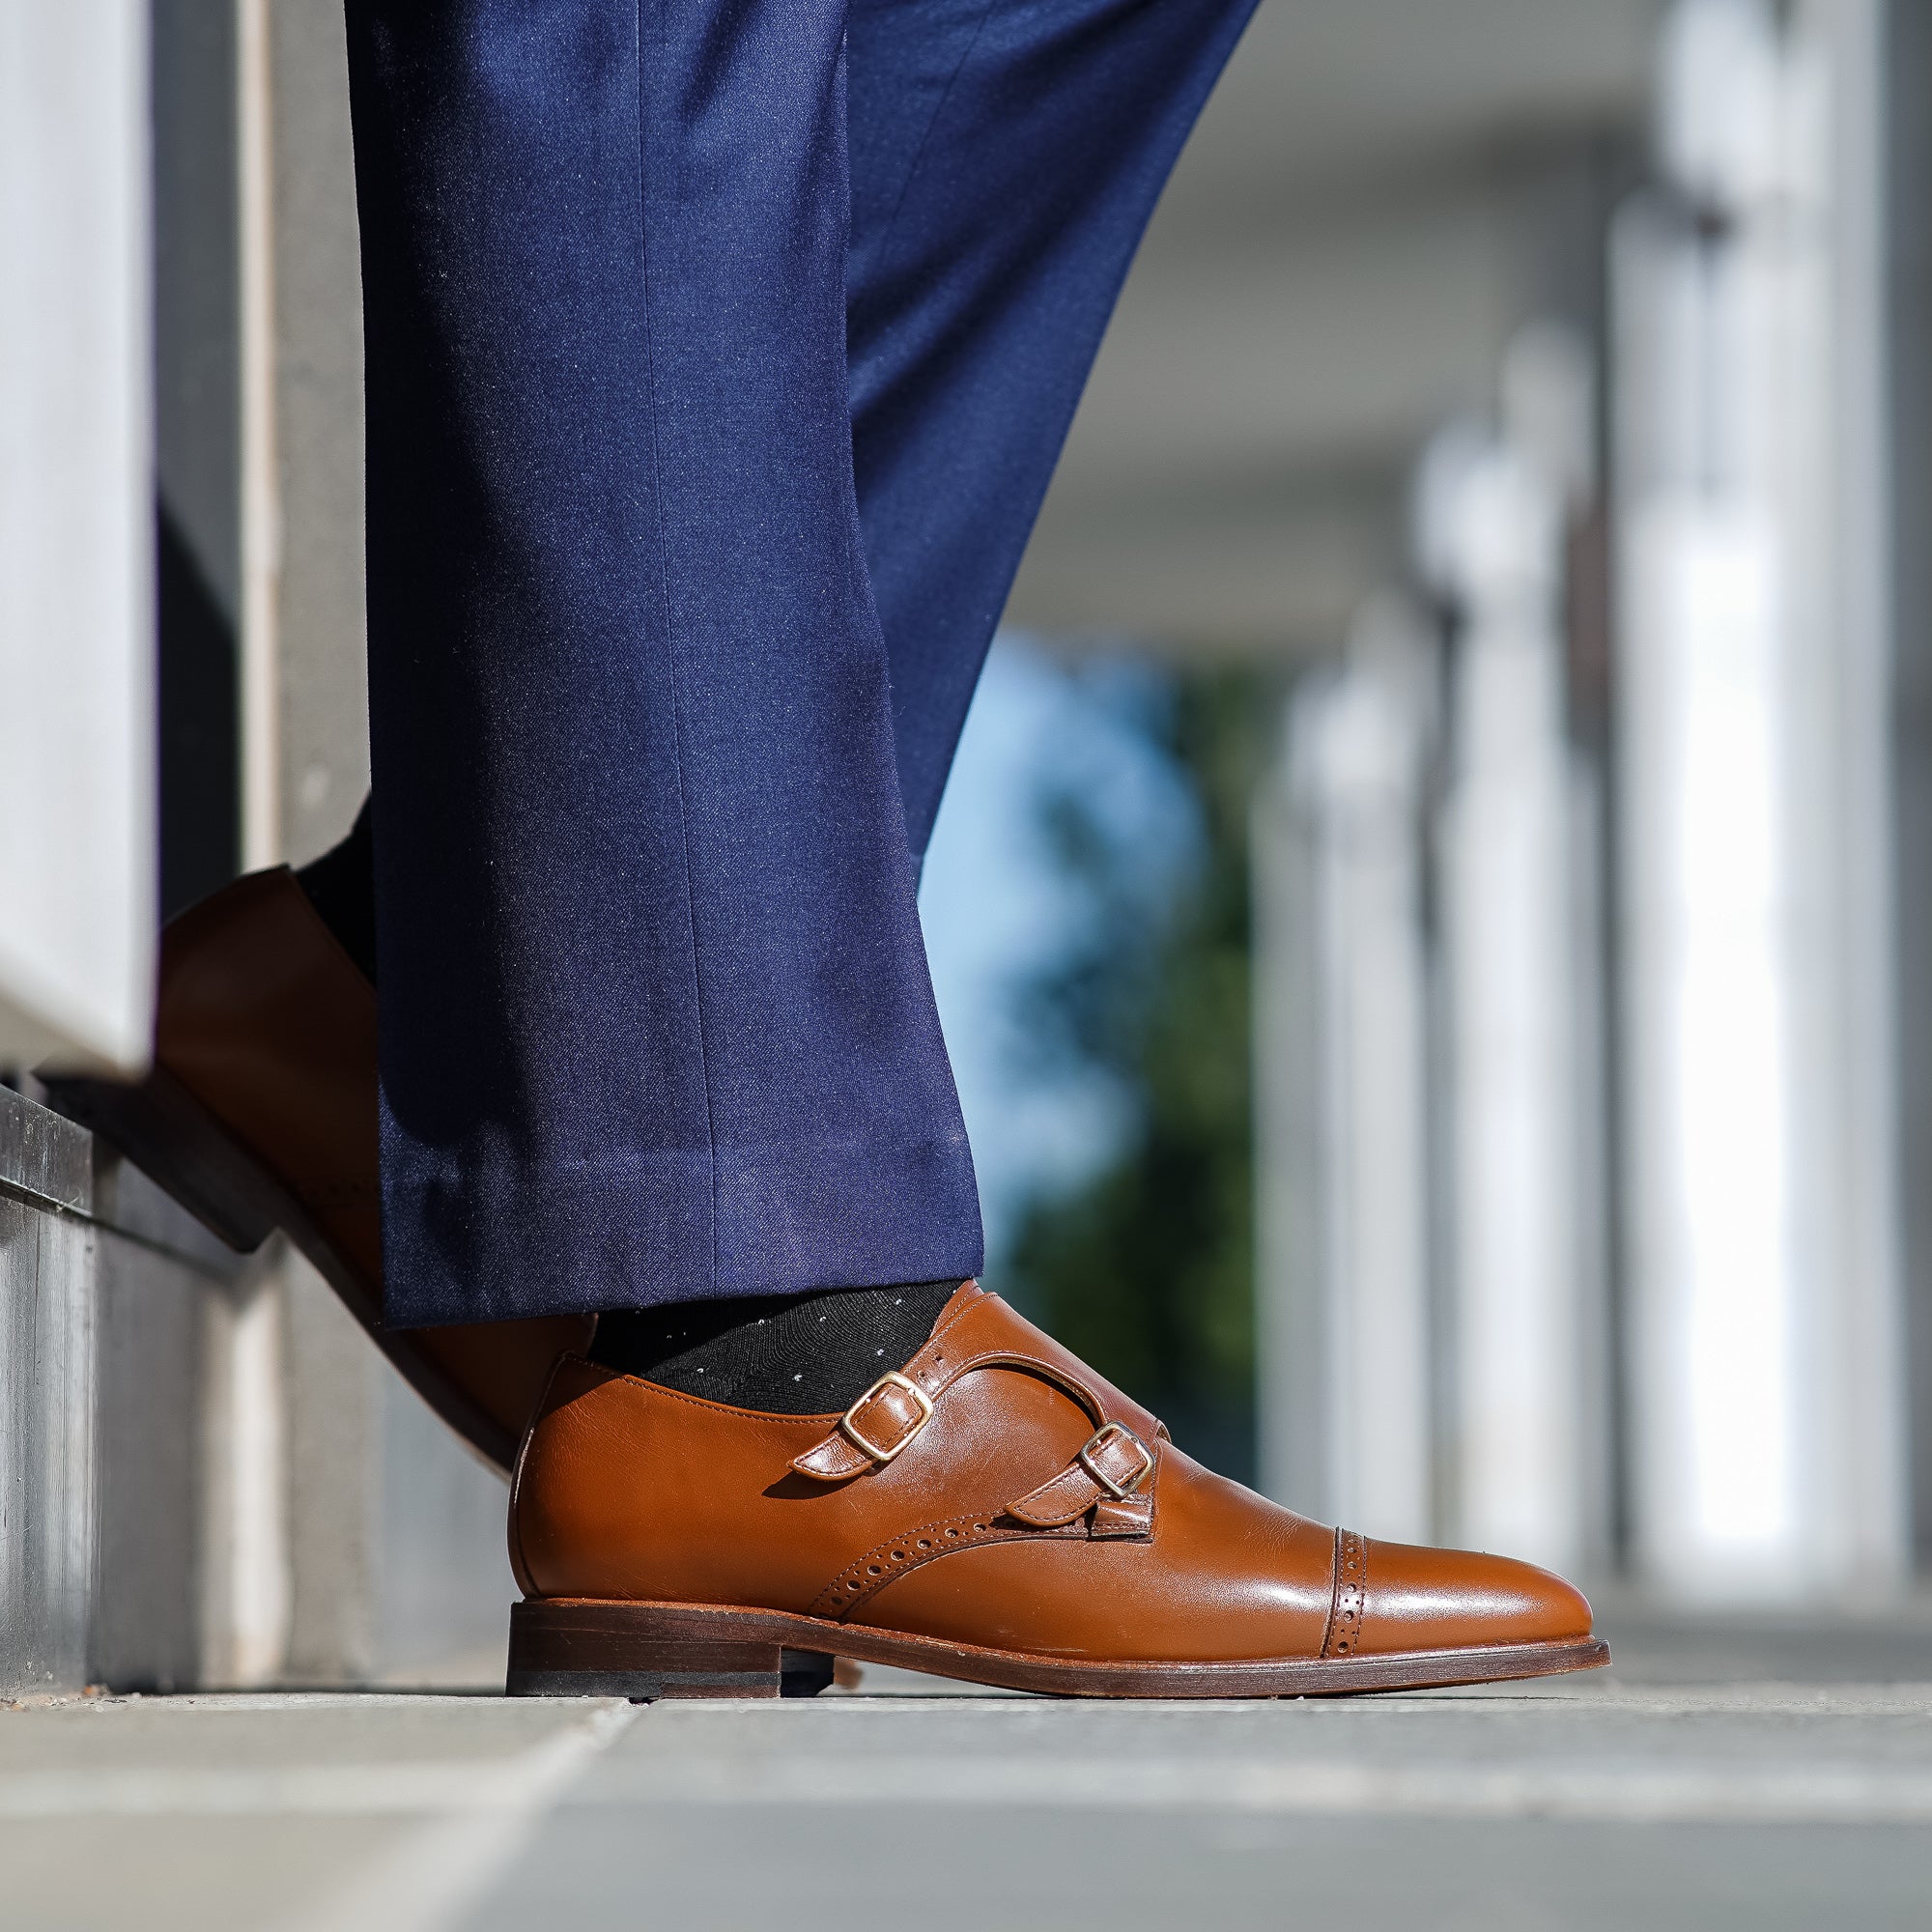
left=507, top=1600, right=833, bottom=1702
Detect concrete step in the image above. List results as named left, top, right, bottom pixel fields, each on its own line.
left=7, top=1631, right=1932, bottom=1931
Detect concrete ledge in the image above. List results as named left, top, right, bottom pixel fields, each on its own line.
left=0, top=1094, right=92, bottom=1696
left=0, top=1084, right=515, bottom=1700
left=0, top=1084, right=90, bottom=1216
left=0, top=1087, right=239, bottom=1698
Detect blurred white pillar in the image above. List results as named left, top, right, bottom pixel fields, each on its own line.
left=1418, top=360, right=1590, bottom=1577
left=1256, top=600, right=1435, bottom=1538
left=1615, top=0, right=1907, bottom=1601
left=0, top=4, right=155, bottom=1071
left=1885, top=0, right=1932, bottom=1568
left=182, top=0, right=399, bottom=1690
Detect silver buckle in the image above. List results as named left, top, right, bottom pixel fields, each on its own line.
left=1078, top=1421, right=1154, bottom=1499
left=838, top=1370, right=935, bottom=1465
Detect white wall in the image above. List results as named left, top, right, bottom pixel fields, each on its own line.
left=0, top=3, right=155, bottom=1072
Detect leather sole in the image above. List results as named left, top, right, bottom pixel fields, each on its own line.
left=41, top=1065, right=523, bottom=1476
left=505, top=1598, right=1611, bottom=1701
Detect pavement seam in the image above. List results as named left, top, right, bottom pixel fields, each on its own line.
left=265, top=1698, right=639, bottom=1932
left=569, top=1749, right=1932, bottom=1824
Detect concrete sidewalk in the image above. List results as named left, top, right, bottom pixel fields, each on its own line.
left=7, top=1612, right=1932, bottom=1932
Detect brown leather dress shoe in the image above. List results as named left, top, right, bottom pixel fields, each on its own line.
left=42, top=867, right=591, bottom=1474
left=506, top=1281, right=1606, bottom=1698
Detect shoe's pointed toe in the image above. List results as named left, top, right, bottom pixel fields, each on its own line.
left=1356, top=1537, right=1593, bottom=1655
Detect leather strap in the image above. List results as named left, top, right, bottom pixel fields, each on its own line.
left=1008, top=1423, right=1156, bottom=1527
left=1093, top=1488, right=1156, bottom=1538
left=788, top=1291, right=1168, bottom=1608
left=816, top=1371, right=931, bottom=1470
left=791, top=1285, right=1160, bottom=1482
left=804, top=1427, right=1160, bottom=1620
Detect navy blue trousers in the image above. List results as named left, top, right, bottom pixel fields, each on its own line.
left=344, top=0, right=1257, bottom=1326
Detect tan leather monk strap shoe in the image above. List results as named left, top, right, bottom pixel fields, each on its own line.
left=42, top=866, right=589, bottom=1473
left=506, top=1280, right=1606, bottom=1698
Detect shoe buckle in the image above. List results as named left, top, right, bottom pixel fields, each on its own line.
left=1078, top=1421, right=1154, bottom=1499
left=838, top=1370, right=935, bottom=1465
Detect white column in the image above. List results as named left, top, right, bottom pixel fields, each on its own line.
left=1256, top=599, right=1435, bottom=1539
left=1418, top=366, right=1589, bottom=1577
left=196, top=0, right=379, bottom=1689
left=0, top=3, right=155, bottom=1071
left=196, top=0, right=505, bottom=1690
left=1615, top=0, right=1907, bottom=1601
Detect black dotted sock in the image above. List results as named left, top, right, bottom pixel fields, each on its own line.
left=294, top=797, right=378, bottom=985
left=589, top=1281, right=962, bottom=1414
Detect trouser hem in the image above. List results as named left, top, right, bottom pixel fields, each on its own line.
left=379, top=1134, right=983, bottom=1327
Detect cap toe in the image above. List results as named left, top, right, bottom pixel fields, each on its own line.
left=1354, top=1537, right=1593, bottom=1655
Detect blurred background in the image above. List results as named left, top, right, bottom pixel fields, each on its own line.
left=5, top=0, right=1932, bottom=1702
left=930, top=0, right=1929, bottom=1611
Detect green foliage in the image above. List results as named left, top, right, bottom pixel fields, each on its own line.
left=1004, top=668, right=1268, bottom=1481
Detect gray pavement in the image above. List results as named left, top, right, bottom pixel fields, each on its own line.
left=7, top=1610, right=1932, bottom=1931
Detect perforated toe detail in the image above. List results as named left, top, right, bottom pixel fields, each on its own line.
left=1320, top=1528, right=1369, bottom=1659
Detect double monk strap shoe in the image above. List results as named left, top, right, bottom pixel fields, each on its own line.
left=41, top=866, right=590, bottom=1473
left=505, top=1281, right=1607, bottom=1699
